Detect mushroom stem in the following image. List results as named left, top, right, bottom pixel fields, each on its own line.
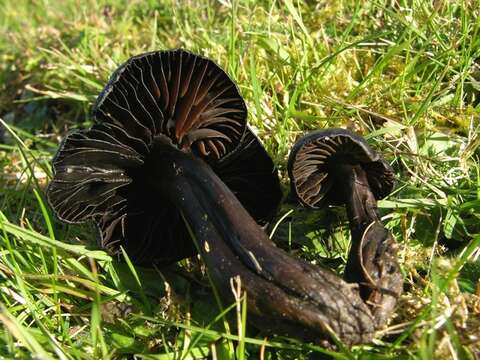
left=336, top=163, right=380, bottom=236
left=335, top=163, right=402, bottom=327
left=146, top=142, right=376, bottom=345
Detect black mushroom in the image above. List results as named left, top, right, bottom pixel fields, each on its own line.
left=288, top=128, right=403, bottom=328
left=47, top=49, right=282, bottom=265
left=48, top=50, right=385, bottom=346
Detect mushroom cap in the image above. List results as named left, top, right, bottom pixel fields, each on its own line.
left=93, top=49, right=247, bottom=160
left=47, top=49, right=282, bottom=264
left=287, top=128, right=394, bottom=208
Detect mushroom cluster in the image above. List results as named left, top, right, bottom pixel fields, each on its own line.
left=47, top=49, right=282, bottom=265
left=47, top=49, right=403, bottom=346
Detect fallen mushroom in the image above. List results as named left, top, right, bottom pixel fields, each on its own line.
left=288, top=128, right=403, bottom=327
left=47, top=49, right=282, bottom=265
left=48, top=50, right=384, bottom=346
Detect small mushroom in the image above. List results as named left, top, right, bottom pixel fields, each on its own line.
left=47, top=50, right=378, bottom=346
left=47, top=49, right=282, bottom=265
left=288, top=128, right=403, bottom=328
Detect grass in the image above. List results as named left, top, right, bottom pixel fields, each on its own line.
left=0, top=0, right=479, bottom=358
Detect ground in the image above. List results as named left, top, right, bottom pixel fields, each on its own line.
left=0, top=1, right=479, bottom=359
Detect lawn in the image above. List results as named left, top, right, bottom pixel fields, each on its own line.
left=0, top=0, right=479, bottom=359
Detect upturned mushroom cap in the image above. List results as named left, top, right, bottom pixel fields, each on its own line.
left=47, top=49, right=281, bottom=264
left=287, top=128, right=394, bottom=208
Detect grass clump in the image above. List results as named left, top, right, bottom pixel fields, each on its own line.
left=1, top=0, right=479, bottom=358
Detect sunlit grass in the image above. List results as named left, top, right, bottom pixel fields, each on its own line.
left=1, top=0, right=479, bottom=358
